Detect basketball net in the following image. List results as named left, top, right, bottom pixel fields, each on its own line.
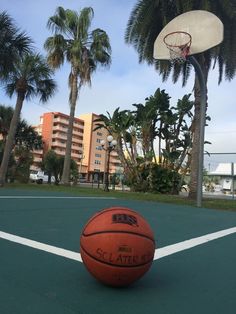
left=164, top=31, right=192, bottom=63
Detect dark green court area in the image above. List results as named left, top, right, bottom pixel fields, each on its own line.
left=0, top=188, right=236, bottom=314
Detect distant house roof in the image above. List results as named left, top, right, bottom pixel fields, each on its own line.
left=209, top=163, right=236, bottom=176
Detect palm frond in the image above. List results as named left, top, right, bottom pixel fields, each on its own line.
left=125, top=0, right=236, bottom=86
left=77, top=7, right=94, bottom=41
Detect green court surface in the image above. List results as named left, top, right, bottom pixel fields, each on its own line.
left=0, top=188, right=236, bottom=314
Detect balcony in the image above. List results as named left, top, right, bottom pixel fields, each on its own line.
left=72, top=137, right=83, bottom=144
left=51, top=140, right=66, bottom=148
left=52, top=132, right=67, bottom=140
left=53, top=117, right=69, bottom=125
left=32, top=149, right=43, bottom=154
left=72, top=129, right=83, bottom=137
left=53, top=117, right=84, bottom=129
left=33, top=157, right=42, bottom=163
left=52, top=125, right=68, bottom=133
left=53, top=149, right=65, bottom=156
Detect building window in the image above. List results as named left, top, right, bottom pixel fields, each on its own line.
left=97, top=132, right=102, bottom=136
left=95, top=153, right=101, bottom=158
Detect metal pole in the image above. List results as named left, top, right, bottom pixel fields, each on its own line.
left=231, top=162, right=234, bottom=200
left=188, top=56, right=207, bottom=207
left=104, top=148, right=111, bottom=192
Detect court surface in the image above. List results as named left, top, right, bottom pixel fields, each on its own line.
left=0, top=188, right=236, bottom=314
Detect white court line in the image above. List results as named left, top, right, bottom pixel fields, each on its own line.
left=154, top=226, right=236, bottom=260
left=0, top=227, right=236, bottom=263
left=0, top=231, right=82, bottom=262
left=0, top=196, right=116, bottom=199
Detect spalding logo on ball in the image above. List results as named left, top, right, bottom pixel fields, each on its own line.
left=80, top=206, right=155, bottom=287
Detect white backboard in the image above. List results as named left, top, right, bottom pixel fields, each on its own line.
left=153, top=10, right=224, bottom=60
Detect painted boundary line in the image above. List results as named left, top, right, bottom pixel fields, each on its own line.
left=0, top=231, right=82, bottom=262
left=0, top=196, right=116, bottom=199
left=0, top=227, right=236, bottom=263
left=154, top=226, right=236, bottom=259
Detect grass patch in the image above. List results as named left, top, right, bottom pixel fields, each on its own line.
left=1, top=183, right=236, bottom=211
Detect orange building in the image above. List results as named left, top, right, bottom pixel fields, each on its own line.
left=79, top=113, right=122, bottom=181
left=32, top=112, right=84, bottom=168
left=33, top=112, right=122, bottom=181
left=31, top=125, right=43, bottom=171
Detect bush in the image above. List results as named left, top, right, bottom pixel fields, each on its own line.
left=128, top=163, right=182, bottom=194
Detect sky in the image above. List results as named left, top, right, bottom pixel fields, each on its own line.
left=1, top=0, right=236, bottom=168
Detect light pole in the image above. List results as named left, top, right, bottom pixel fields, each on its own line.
left=101, top=135, right=117, bottom=192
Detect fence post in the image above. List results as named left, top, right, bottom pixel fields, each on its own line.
left=231, top=162, right=234, bottom=200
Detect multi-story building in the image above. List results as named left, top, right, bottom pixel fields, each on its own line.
left=79, top=113, right=122, bottom=181
left=31, top=125, right=43, bottom=171
left=32, top=112, right=123, bottom=181
left=33, top=112, right=84, bottom=167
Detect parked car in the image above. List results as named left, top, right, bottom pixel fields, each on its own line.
left=29, top=170, right=55, bottom=184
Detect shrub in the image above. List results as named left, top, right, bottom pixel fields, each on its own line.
left=127, top=163, right=182, bottom=194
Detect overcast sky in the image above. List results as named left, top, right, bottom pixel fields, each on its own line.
left=1, top=0, right=236, bottom=167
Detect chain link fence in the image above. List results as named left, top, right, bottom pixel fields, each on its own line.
left=204, top=152, right=236, bottom=199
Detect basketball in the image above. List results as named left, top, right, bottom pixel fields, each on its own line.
left=80, top=206, right=155, bottom=287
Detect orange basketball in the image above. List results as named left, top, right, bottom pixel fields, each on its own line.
left=80, top=206, right=155, bottom=287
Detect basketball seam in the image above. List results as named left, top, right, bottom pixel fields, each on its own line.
left=82, top=230, right=155, bottom=243
left=80, top=245, right=153, bottom=268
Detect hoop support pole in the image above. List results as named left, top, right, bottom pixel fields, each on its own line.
left=187, top=55, right=207, bottom=207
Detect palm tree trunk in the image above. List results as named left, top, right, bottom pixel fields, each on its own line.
left=61, top=75, right=78, bottom=185
left=0, top=93, right=24, bottom=186
left=60, top=104, right=75, bottom=185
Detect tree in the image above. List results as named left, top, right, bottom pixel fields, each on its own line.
left=41, top=150, right=61, bottom=184
left=42, top=150, right=78, bottom=185
left=0, top=105, right=43, bottom=150
left=125, top=0, right=236, bottom=199
left=44, top=6, right=111, bottom=185
left=0, top=53, right=57, bottom=186
left=0, top=106, right=43, bottom=182
left=132, top=88, right=171, bottom=163
left=95, top=90, right=194, bottom=192
left=14, top=146, right=33, bottom=183
left=15, top=119, right=43, bottom=151
left=0, top=11, right=32, bottom=79
left=158, top=94, right=194, bottom=173
left=0, top=105, right=14, bottom=142
left=94, top=108, right=138, bottom=179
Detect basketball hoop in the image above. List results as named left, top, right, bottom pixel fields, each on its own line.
left=163, top=31, right=192, bottom=63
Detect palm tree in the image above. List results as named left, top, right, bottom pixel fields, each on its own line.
left=125, top=0, right=236, bottom=199
left=44, top=6, right=112, bottom=184
left=0, top=11, right=32, bottom=78
left=132, top=88, right=170, bottom=163
left=0, top=105, right=14, bottom=142
left=0, top=105, right=43, bottom=150
left=0, top=53, right=57, bottom=186
left=94, top=108, right=134, bottom=174
left=15, top=119, right=43, bottom=151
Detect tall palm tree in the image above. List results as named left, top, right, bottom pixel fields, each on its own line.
left=125, top=0, right=236, bottom=199
left=0, top=53, right=57, bottom=186
left=0, top=11, right=32, bottom=78
left=0, top=105, right=14, bottom=142
left=44, top=6, right=112, bottom=184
